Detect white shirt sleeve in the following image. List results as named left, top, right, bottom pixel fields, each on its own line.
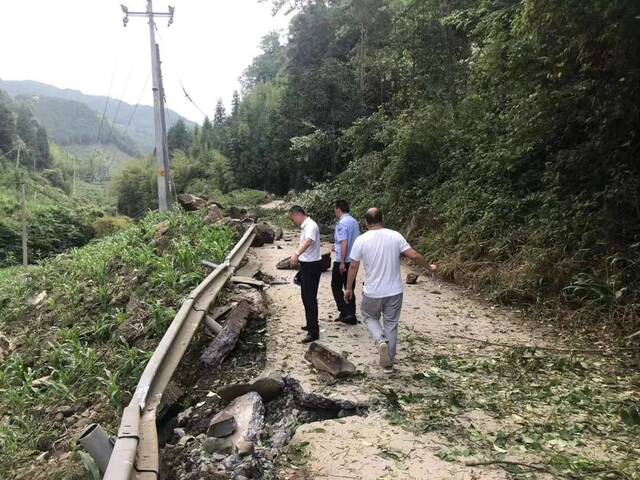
left=350, top=236, right=362, bottom=261
left=302, top=223, right=316, bottom=242
left=398, top=233, right=411, bottom=253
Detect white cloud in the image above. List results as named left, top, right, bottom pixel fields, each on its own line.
left=0, top=0, right=290, bottom=123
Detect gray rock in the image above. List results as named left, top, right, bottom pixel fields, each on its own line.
left=217, top=371, right=284, bottom=403
left=207, top=412, right=237, bottom=438
left=252, top=223, right=275, bottom=246
left=204, top=437, right=233, bottom=455
left=177, top=193, right=207, bottom=211
left=304, top=342, right=357, bottom=378
left=208, top=392, right=264, bottom=452
left=203, top=205, right=223, bottom=224
left=177, top=407, right=193, bottom=426
left=235, top=440, right=255, bottom=456
left=276, top=251, right=331, bottom=271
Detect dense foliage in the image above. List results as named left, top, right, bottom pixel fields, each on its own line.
left=210, top=0, right=640, bottom=333
left=0, top=210, right=236, bottom=477
left=0, top=90, right=51, bottom=170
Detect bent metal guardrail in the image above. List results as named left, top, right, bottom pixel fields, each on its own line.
left=103, top=224, right=256, bottom=480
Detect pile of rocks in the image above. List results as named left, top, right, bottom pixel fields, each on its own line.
left=166, top=371, right=367, bottom=479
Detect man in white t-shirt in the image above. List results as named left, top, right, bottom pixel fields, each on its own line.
left=345, top=208, right=437, bottom=372
left=289, top=205, right=323, bottom=343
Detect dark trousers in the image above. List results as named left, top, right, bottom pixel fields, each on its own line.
left=331, top=262, right=356, bottom=318
left=300, top=260, right=323, bottom=337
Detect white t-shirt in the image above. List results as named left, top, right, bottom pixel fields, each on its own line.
left=349, top=228, right=411, bottom=298
left=299, top=217, right=321, bottom=262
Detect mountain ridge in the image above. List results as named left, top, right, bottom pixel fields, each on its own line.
left=0, top=79, right=197, bottom=154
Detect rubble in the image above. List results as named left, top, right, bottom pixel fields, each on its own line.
left=304, top=342, right=357, bottom=378
left=203, top=205, right=223, bottom=224
left=406, top=273, right=419, bottom=284
left=177, top=193, right=208, bottom=211
left=217, top=371, right=284, bottom=403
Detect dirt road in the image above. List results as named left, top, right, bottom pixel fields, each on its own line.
left=248, top=233, right=543, bottom=479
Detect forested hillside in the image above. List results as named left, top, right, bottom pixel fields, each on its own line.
left=169, top=0, right=639, bottom=335
left=0, top=91, right=123, bottom=267
left=0, top=79, right=195, bottom=153
left=23, top=95, right=139, bottom=156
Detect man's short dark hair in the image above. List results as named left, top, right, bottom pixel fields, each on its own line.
left=365, top=208, right=383, bottom=225
left=288, top=205, right=306, bottom=215
left=335, top=200, right=350, bottom=213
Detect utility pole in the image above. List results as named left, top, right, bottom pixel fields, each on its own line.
left=15, top=141, right=28, bottom=265
left=21, top=183, right=28, bottom=266
left=121, top=1, right=174, bottom=212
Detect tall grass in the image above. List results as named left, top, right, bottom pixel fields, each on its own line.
left=0, top=209, right=236, bottom=477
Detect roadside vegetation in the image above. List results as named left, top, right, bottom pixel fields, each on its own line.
left=366, top=330, right=640, bottom=479
left=202, top=0, right=640, bottom=340
left=0, top=210, right=236, bottom=478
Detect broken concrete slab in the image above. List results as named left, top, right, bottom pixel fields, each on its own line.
left=217, top=371, right=284, bottom=403
left=304, top=342, right=357, bottom=378
left=209, top=392, right=264, bottom=451
left=208, top=411, right=237, bottom=438
left=235, top=260, right=262, bottom=279
left=231, top=276, right=265, bottom=288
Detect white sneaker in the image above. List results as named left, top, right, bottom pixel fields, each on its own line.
left=382, top=365, right=394, bottom=374
left=378, top=341, right=392, bottom=368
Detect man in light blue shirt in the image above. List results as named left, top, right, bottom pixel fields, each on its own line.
left=331, top=200, right=361, bottom=324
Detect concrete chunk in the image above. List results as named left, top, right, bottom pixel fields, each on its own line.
left=304, top=342, right=357, bottom=378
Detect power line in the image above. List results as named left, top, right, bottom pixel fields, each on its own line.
left=102, top=68, right=133, bottom=149
left=96, top=68, right=118, bottom=144
left=105, top=73, right=151, bottom=172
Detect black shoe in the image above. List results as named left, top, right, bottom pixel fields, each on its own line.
left=301, top=326, right=308, bottom=331
left=300, top=334, right=319, bottom=344
left=338, top=315, right=357, bottom=325
left=334, top=313, right=346, bottom=322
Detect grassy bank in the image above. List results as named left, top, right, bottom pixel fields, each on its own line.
left=0, top=210, right=235, bottom=478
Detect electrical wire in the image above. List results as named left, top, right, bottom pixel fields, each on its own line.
left=96, top=67, right=118, bottom=144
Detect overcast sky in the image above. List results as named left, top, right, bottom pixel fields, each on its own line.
left=0, top=0, right=290, bottom=123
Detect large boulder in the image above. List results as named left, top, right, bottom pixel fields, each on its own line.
left=251, top=223, right=275, bottom=247
left=177, top=193, right=208, bottom=211
left=203, top=205, right=224, bottom=224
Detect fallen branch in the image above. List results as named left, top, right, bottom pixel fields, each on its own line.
left=449, top=335, right=640, bottom=355
left=465, top=460, right=551, bottom=473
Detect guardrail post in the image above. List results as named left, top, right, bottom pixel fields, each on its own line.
left=79, top=423, right=114, bottom=475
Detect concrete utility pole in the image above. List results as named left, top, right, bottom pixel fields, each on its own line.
left=21, top=183, right=28, bottom=266
left=121, top=1, right=174, bottom=212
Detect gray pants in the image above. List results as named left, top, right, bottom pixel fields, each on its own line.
left=361, top=293, right=403, bottom=362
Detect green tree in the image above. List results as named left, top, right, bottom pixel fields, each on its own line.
left=213, top=99, right=227, bottom=128
left=167, top=119, right=193, bottom=153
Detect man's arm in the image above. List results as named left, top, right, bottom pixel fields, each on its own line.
left=403, top=248, right=438, bottom=273
left=344, top=260, right=360, bottom=302
left=291, top=238, right=312, bottom=267
left=339, top=239, right=348, bottom=272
